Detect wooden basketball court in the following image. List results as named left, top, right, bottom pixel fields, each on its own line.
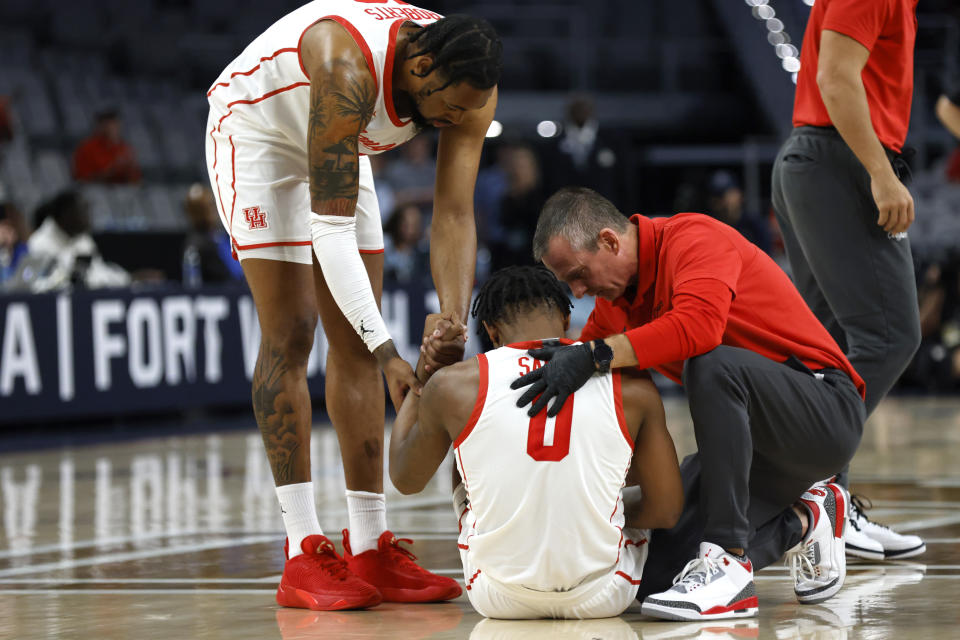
left=2, top=396, right=959, bottom=639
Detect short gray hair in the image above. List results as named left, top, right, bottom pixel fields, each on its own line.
left=532, top=187, right=629, bottom=262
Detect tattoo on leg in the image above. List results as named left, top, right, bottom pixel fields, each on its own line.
left=252, top=344, right=303, bottom=484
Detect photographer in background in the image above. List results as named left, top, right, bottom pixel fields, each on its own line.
left=25, top=190, right=130, bottom=291
left=182, top=183, right=243, bottom=286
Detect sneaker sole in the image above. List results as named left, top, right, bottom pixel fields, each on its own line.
left=846, top=542, right=885, bottom=561
left=276, top=583, right=383, bottom=611
left=641, top=598, right=758, bottom=621
left=884, top=543, right=926, bottom=560
left=379, top=583, right=463, bottom=603
left=796, top=575, right=843, bottom=605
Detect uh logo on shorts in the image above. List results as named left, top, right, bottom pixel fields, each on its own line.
left=242, top=205, right=269, bottom=230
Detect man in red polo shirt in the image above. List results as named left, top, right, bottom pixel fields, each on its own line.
left=771, top=0, right=924, bottom=561
left=72, top=110, right=141, bottom=184
left=514, top=187, right=865, bottom=619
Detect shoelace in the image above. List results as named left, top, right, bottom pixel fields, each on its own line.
left=305, top=540, right=353, bottom=581
left=789, top=543, right=818, bottom=583
left=384, top=536, right=422, bottom=569
left=672, top=555, right=719, bottom=589
left=850, top=494, right=891, bottom=531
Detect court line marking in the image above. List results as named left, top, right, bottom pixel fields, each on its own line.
left=865, top=501, right=960, bottom=509
left=0, top=534, right=280, bottom=578
left=887, top=513, right=960, bottom=532
left=850, top=475, right=960, bottom=486
left=0, top=570, right=465, bottom=584
left=0, top=530, right=460, bottom=561
left=8, top=576, right=960, bottom=595
left=0, top=589, right=280, bottom=595
left=0, top=578, right=282, bottom=584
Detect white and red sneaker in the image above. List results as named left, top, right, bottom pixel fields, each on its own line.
left=343, top=529, right=462, bottom=603
left=792, top=482, right=847, bottom=604
left=848, top=494, right=925, bottom=560
left=641, top=542, right=758, bottom=621
left=276, top=535, right=382, bottom=610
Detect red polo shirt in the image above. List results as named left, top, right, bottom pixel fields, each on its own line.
left=73, top=134, right=141, bottom=183
left=580, top=214, right=866, bottom=399
left=793, top=0, right=917, bottom=153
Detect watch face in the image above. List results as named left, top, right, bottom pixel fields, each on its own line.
left=593, top=341, right=613, bottom=366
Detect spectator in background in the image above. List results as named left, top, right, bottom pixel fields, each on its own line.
left=382, top=203, right=429, bottom=286
left=905, top=254, right=960, bottom=392
left=706, top=170, right=772, bottom=254
left=182, top=183, right=244, bottom=286
left=72, top=108, right=141, bottom=184
left=0, top=95, right=14, bottom=143
left=27, top=190, right=129, bottom=290
left=543, top=94, right=621, bottom=207
left=490, top=145, right=546, bottom=272
left=936, top=85, right=960, bottom=182
left=383, top=134, right=436, bottom=210
left=473, top=140, right=511, bottom=245
left=0, top=194, right=29, bottom=283
left=936, top=88, right=960, bottom=139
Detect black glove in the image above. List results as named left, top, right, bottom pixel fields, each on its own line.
left=510, top=341, right=596, bottom=417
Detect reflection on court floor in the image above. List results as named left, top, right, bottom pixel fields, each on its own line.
left=2, top=396, right=960, bottom=639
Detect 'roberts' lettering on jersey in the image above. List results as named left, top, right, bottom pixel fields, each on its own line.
left=364, top=7, right=443, bottom=21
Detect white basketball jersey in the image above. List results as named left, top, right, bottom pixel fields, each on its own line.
left=454, top=340, right=637, bottom=591
left=206, top=0, right=441, bottom=155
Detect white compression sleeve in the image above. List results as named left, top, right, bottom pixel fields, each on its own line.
left=310, top=213, right=391, bottom=353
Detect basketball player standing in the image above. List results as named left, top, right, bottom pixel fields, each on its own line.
left=205, top=0, right=501, bottom=609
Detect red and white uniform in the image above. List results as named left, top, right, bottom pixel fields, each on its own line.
left=453, top=340, right=648, bottom=619
left=204, top=0, right=441, bottom=263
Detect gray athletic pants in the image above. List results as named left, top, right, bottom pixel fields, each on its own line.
left=772, top=127, right=921, bottom=486
left=636, top=345, right=864, bottom=598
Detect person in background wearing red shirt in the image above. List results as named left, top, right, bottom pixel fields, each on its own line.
left=72, top=109, right=141, bottom=184
left=771, top=0, right=925, bottom=562
left=513, top=187, right=865, bottom=620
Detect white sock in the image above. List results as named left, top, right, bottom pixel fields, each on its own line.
left=276, top=482, right=323, bottom=558
left=345, top=490, right=387, bottom=555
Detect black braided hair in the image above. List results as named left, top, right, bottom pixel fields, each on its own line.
left=471, top=265, right=573, bottom=351
left=407, top=14, right=502, bottom=92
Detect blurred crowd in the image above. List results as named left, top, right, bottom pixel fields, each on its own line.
left=2, top=89, right=960, bottom=393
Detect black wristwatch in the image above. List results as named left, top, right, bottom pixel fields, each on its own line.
left=591, top=339, right=614, bottom=374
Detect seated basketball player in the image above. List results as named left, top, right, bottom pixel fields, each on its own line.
left=389, top=265, right=685, bottom=619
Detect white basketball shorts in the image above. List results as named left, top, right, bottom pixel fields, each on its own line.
left=452, top=483, right=649, bottom=620
left=205, top=109, right=384, bottom=265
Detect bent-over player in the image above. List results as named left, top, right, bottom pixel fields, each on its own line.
left=206, top=0, right=501, bottom=610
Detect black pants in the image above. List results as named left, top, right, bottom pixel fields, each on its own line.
left=637, top=454, right=806, bottom=601
left=772, top=127, right=921, bottom=413
left=637, top=346, right=865, bottom=598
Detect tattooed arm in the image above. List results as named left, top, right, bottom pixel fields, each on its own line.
left=301, top=22, right=375, bottom=215
left=300, top=22, right=420, bottom=410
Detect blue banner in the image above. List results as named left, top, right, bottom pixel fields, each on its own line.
left=0, top=283, right=469, bottom=424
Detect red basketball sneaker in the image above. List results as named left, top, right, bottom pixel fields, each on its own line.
left=276, top=535, right=383, bottom=610
left=342, top=529, right=463, bottom=603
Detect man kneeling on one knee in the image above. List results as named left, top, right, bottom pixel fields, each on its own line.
left=510, top=187, right=865, bottom=620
